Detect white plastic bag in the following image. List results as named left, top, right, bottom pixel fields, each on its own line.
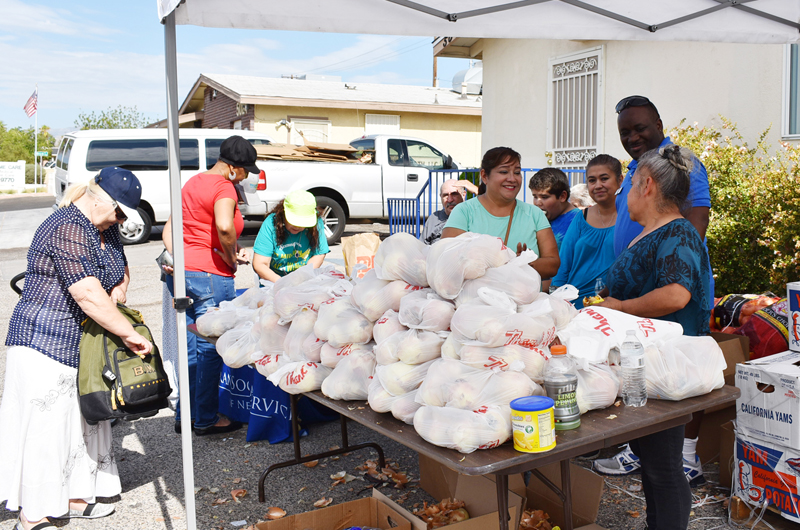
left=368, top=377, right=400, bottom=413
left=273, top=263, right=347, bottom=295
left=391, top=390, right=422, bottom=425
left=520, top=288, right=579, bottom=329
left=375, top=359, right=435, bottom=396
left=257, top=304, right=290, bottom=354
left=426, top=233, right=516, bottom=299
left=351, top=269, right=424, bottom=321
left=196, top=304, right=256, bottom=337
left=321, top=351, right=377, bottom=400
left=374, top=329, right=444, bottom=366
left=232, top=285, right=274, bottom=309
left=374, top=232, right=430, bottom=287
left=314, top=297, right=374, bottom=347
left=646, top=336, right=726, bottom=400
left=254, top=352, right=287, bottom=377
left=283, top=309, right=318, bottom=361
left=575, top=362, right=620, bottom=414
left=301, top=331, right=324, bottom=363
left=216, top=321, right=260, bottom=368
left=459, top=343, right=549, bottom=383
left=398, top=291, right=455, bottom=332
left=269, top=361, right=333, bottom=394
left=373, top=309, right=409, bottom=344
left=320, top=341, right=376, bottom=369
left=273, top=277, right=351, bottom=322
left=456, top=250, right=542, bottom=308
left=414, top=405, right=511, bottom=454
left=557, top=306, right=685, bottom=364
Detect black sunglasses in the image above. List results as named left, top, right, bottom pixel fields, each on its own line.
left=114, top=206, right=127, bottom=221
left=615, top=95, right=652, bottom=114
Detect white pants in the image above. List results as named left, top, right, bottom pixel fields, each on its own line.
left=0, top=346, right=121, bottom=520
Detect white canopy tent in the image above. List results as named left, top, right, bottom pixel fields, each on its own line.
left=154, top=2, right=800, bottom=529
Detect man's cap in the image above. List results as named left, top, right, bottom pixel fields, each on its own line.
left=219, top=135, right=259, bottom=174
left=95, top=166, right=144, bottom=226
left=284, top=190, right=318, bottom=228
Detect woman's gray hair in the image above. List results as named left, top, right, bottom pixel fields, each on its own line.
left=636, top=144, right=694, bottom=213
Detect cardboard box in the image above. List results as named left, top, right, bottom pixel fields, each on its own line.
left=789, top=282, right=800, bottom=353
left=736, top=350, right=800, bottom=448
left=732, top=430, right=800, bottom=523
left=696, top=405, right=737, bottom=465
left=524, top=462, right=604, bottom=529
left=390, top=466, right=524, bottom=530
left=710, top=332, right=749, bottom=385
left=720, top=420, right=736, bottom=489
left=255, top=493, right=412, bottom=530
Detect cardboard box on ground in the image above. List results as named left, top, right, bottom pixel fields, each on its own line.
left=418, top=455, right=604, bottom=530
left=255, top=493, right=412, bottom=530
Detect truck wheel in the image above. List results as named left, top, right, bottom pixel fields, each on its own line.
left=119, top=207, right=152, bottom=245
left=316, top=196, right=346, bottom=245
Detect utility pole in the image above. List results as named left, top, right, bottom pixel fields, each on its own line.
left=433, top=56, right=438, bottom=88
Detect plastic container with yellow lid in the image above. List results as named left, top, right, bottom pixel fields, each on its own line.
left=510, top=396, right=556, bottom=453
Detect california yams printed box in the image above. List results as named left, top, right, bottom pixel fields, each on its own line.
left=789, top=282, right=800, bottom=353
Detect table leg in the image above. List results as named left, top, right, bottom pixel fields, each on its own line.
left=495, top=474, right=510, bottom=530
left=560, top=460, right=573, bottom=530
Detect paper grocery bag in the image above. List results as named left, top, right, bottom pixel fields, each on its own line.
left=342, top=232, right=381, bottom=279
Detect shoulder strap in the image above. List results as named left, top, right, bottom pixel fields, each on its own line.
left=503, top=205, right=515, bottom=246
left=583, top=208, right=589, bottom=220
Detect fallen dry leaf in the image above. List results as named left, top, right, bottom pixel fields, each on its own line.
left=211, top=498, right=228, bottom=506
left=266, top=507, right=286, bottom=520
left=303, top=460, right=319, bottom=468
left=231, top=489, right=247, bottom=503
left=329, top=445, right=340, bottom=451
left=298, top=486, right=307, bottom=493
left=314, top=497, right=333, bottom=508
left=606, top=414, right=618, bottom=420
left=614, top=400, right=622, bottom=407
left=233, top=478, right=242, bottom=484
left=209, top=487, right=220, bottom=494
left=627, top=510, right=640, bottom=518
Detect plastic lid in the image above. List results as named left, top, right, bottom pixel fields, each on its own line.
left=551, top=345, right=567, bottom=356
left=511, top=396, right=555, bottom=412
left=626, top=330, right=637, bottom=335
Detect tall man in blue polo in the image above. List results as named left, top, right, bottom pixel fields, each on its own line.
left=594, top=95, right=713, bottom=488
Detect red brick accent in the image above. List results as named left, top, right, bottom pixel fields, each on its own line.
left=202, top=86, right=254, bottom=130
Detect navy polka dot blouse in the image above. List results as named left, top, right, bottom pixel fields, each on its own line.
left=6, top=204, right=128, bottom=368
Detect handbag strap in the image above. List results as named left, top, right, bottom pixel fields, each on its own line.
left=503, top=206, right=515, bottom=246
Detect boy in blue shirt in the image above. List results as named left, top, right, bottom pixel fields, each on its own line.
left=529, top=168, right=580, bottom=250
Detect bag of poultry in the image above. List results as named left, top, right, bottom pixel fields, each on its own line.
left=374, top=232, right=430, bottom=287
left=253, top=352, right=287, bottom=377
left=398, top=290, right=455, bottom=332
left=520, top=286, right=579, bottom=330
left=269, top=361, right=333, bottom=394
left=320, top=341, right=376, bottom=369
left=557, top=306, right=685, bottom=364
left=391, top=390, right=422, bottom=425
left=368, top=377, right=401, bottom=413
left=373, top=309, right=409, bottom=344
left=283, top=308, right=318, bottom=361
left=440, top=332, right=462, bottom=360
left=574, top=359, right=620, bottom=414
left=314, top=297, right=374, bottom=347
left=414, top=405, right=511, bottom=454
left=646, top=336, right=726, bottom=400
left=257, top=303, right=290, bottom=355
left=301, top=331, right=324, bottom=363
left=273, top=277, right=351, bottom=322
left=426, top=232, right=516, bottom=300
left=375, top=359, right=436, bottom=396
left=459, top=343, right=549, bottom=383
left=456, top=250, right=542, bottom=308
left=196, top=303, right=257, bottom=337
left=231, top=285, right=274, bottom=309
left=216, top=320, right=261, bottom=369
left=375, top=329, right=445, bottom=366
left=450, top=288, right=557, bottom=350
left=321, top=350, right=377, bottom=400
left=351, top=269, right=425, bottom=321
left=273, top=263, right=346, bottom=295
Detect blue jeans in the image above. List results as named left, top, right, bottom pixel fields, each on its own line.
left=630, top=425, right=691, bottom=530
left=167, top=271, right=236, bottom=430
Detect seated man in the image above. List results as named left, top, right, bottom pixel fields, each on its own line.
left=529, top=168, right=580, bottom=249
left=420, top=179, right=478, bottom=245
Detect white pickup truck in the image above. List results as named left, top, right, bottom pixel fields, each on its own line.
left=255, top=134, right=460, bottom=243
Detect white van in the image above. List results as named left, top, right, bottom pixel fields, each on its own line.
left=54, top=129, right=274, bottom=244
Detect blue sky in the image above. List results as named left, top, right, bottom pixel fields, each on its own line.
left=0, top=0, right=471, bottom=135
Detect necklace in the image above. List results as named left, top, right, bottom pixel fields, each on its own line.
left=592, top=208, right=616, bottom=229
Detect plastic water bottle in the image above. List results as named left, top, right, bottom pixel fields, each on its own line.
left=543, top=345, right=580, bottom=430
left=594, top=277, right=605, bottom=297
left=620, top=330, right=647, bottom=407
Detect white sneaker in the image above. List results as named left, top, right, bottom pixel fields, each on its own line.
left=683, top=455, right=706, bottom=487
left=593, top=444, right=641, bottom=475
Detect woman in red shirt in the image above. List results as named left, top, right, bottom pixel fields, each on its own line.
left=163, top=136, right=256, bottom=436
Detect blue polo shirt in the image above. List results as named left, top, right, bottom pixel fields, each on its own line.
left=613, top=136, right=714, bottom=301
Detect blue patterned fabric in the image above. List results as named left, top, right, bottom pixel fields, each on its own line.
left=607, top=218, right=711, bottom=336
left=6, top=204, right=127, bottom=368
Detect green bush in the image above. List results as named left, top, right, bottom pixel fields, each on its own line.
left=669, top=118, right=800, bottom=295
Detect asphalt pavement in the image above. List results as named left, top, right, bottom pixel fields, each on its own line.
left=0, top=196, right=738, bottom=530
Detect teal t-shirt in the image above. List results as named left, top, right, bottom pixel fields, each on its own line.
left=253, top=214, right=330, bottom=276
left=444, top=198, right=551, bottom=254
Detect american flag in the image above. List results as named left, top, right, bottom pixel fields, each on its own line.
left=23, top=88, right=37, bottom=118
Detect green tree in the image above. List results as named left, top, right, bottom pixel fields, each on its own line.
left=0, top=121, right=56, bottom=164
left=74, top=105, right=152, bottom=130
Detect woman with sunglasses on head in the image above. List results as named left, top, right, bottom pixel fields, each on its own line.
left=0, top=167, right=153, bottom=530
left=162, top=135, right=257, bottom=436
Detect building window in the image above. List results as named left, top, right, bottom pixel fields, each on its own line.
left=290, top=118, right=331, bottom=145
left=365, top=114, right=400, bottom=135
left=232, top=119, right=242, bottom=130
left=547, top=46, right=604, bottom=179
left=784, top=44, right=800, bottom=137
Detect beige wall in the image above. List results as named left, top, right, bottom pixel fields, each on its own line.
left=252, top=105, right=482, bottom=167
left=481, top=39, right=785, bottom=168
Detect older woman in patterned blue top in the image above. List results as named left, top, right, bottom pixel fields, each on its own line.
left=599, top=145, right=711, bottom=530
left=0, top=167, right=152, bottom=530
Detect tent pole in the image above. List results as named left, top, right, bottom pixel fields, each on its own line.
left=164, top=12, right=197, bottom=530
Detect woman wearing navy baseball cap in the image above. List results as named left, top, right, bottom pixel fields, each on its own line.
left=0, top=166, right=153, bottom=529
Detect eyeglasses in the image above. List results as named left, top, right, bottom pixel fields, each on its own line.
left=615, top=95, right=653, bottom=114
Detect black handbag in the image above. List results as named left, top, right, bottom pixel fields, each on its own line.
left=77, top=303, right=172, bottom=424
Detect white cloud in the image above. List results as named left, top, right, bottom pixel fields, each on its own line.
left=0, top=0, right=117, bottom=37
